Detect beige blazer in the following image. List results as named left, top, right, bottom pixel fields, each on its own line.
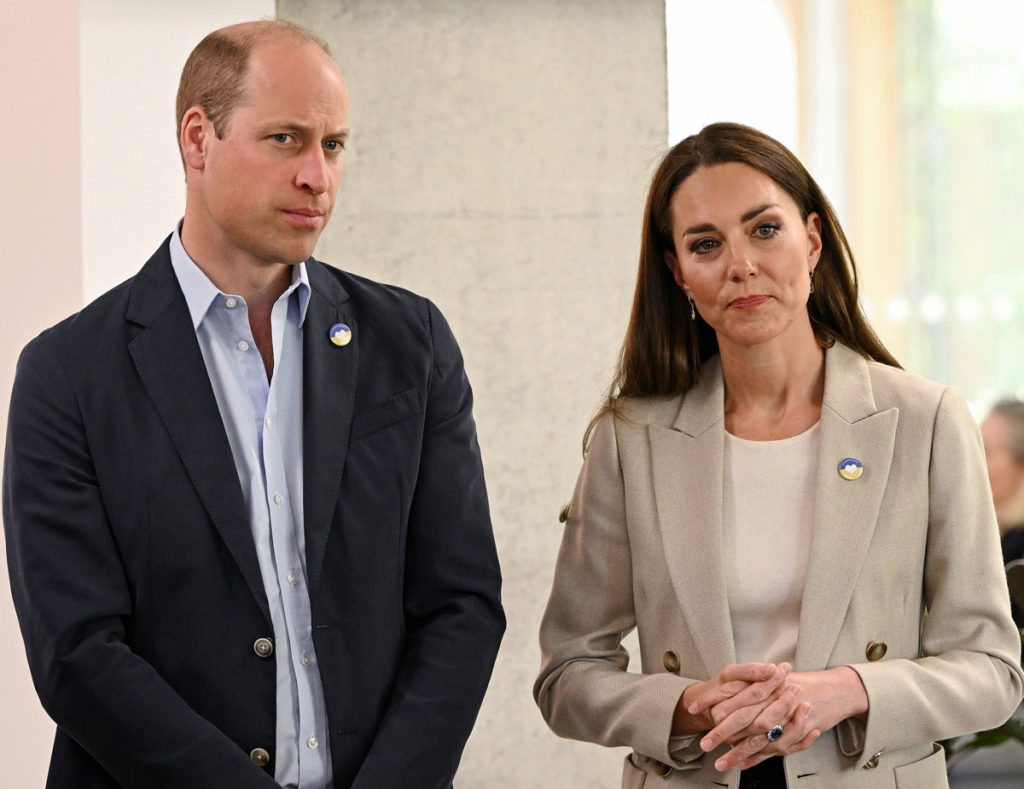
left=536, top=342, right=1023, bottom=789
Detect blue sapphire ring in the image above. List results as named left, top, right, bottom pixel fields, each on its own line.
left=766, top=725, right=784, bottom=742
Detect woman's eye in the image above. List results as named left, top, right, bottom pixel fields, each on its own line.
left=754, top=222, right=780, bottom=239
left=690, top=238, right=718, bottom=255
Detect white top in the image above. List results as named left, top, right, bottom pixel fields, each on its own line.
left=723, top=422, right=820, bottom=664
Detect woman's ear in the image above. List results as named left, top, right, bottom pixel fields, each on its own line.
left=664, top=250, right=689, bottom=295
left=806, top=212, right=823, bottom=271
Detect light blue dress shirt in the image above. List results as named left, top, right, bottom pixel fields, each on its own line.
left=170, top=226, right=332, bottom=788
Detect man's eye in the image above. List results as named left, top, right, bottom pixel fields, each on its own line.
left=324, top=139, right=345, bottom=152
left=272, top=133, right=292, bottom=144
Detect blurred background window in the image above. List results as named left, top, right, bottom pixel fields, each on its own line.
left=667, top=0, right=1024, bottom=413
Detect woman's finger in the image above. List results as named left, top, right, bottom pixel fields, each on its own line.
left=729, top=683, right=802, bottom=742
left=706, top=663, right=791, bottom=723
left=689, top=663, right=786, bottom=717
left=700, top=683, right=791, bottom=753
left=713, top=728, right=776, bottom=773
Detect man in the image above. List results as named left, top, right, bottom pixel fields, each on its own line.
left=4, top=20, right=504, bottom=789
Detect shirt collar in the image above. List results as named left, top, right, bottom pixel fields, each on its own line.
left=169, top=221, right=311, bottom=329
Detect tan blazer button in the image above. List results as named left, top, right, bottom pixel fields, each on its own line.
left=663, top=651, right=681, bottom=674
left=653, top=761, right=673, bottom=777
left=250, top=747, right=271, bottom=767
left=863, top=750, right=883, bottom=769
left=253, top=637, right=274, bottom=658
left=865, top=641, right=887, bottom=661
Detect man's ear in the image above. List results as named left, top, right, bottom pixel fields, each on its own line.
left=664, top=250, right=690, bottom=296
left=180, top=106, right=210, bottom=172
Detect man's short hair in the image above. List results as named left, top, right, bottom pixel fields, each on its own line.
left=175, top=19, right=331, bottom=166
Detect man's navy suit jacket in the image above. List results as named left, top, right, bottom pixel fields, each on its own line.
left=4, top=238, right=505, bottom=788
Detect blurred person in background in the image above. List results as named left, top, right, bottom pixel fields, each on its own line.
left=981, top=398, right=1024, bottom=563
left=535, top=122, right=1023, bottom=788
left=981, top=398, right=1024, bottom=626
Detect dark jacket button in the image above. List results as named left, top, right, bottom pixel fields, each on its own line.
left=253, top=637, right=274, bottom=658
left=250, top=747, right=270, bottom=767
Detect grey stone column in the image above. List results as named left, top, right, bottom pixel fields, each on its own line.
left=278, top=1, right=667, bottom=784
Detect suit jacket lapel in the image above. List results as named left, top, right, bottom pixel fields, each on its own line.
left=651, top=357, right=736, bottom=676
left=126, top=241, right=270, bottom=623
left=302, top=260, right=358, bottom=594
left=794, top=344, right=897, bottom=670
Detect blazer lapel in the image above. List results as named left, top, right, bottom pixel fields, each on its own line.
left=126, top=242, right=270, bottom=623
left=650, top=357, right=736, bottom=676
left=301, top=260, right=358, bottom=594
left=794, top=344, right=898, bottom=671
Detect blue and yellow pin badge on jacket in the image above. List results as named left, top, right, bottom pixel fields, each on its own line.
left=328, top=322, right=352, bottom=347
left=838, top=457, right=863, bottom=480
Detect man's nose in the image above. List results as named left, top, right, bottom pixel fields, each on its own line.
left=296, top=147, right=330, bottom=194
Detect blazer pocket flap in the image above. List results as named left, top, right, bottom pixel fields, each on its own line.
left=894, top=743, right=947, bottom=789
left=351, top=387, right=422, bottom=441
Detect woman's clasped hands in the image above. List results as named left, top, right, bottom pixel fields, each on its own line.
left=674, top=662, right=868, bottom=773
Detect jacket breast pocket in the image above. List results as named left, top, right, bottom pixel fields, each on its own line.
left=350, top=387, right=422, bottom=441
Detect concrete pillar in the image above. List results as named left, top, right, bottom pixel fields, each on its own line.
left=278, top=1, right=667, bottom=784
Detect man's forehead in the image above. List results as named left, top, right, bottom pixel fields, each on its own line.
left=235, top=38, right=346, bottom=114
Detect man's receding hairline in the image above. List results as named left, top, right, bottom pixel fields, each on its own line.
left=218, top=19, right=333, bottom=58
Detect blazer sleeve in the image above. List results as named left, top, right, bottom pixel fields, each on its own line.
left=350, top=300, right=505, bottom=788
left=534, top=411, right=704, bottom=769
left=3, top=333, right=280, bottom=787
left=840, top=387, right=1024, bottom=765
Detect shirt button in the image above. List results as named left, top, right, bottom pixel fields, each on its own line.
left=301, top=652, right=312, bottom=667
left=307, top=735, right=319, bottom=750
left=225, top=297, right=238, bottom=308
left=264, top=416, right=272, bottom=429
left=273, top=493, right=284, bottom=506
left=237, top=340, right=250, bottom=352
left=286, top=571, right=297, bottom=587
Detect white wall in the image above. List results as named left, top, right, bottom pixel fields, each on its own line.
left=0, top=3, right=82, bottom=785
left=80, top=0, right=274, bottom=300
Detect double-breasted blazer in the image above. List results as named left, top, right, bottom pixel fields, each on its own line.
left=536, top=342, right=1023, bottom=788
left=4, top=239, right=505, bottom=788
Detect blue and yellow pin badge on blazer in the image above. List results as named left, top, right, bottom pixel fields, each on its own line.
left=328, top=322, right=352, bottom=347
left=838, top=457, right=863, bottom=481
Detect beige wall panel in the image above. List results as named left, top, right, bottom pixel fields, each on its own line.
left=279, top=1, right=668, bottom=785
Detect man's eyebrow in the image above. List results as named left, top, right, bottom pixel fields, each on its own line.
left=254, top=122, right=351, bottom=139
left=682, top=203, right=780, bottom=237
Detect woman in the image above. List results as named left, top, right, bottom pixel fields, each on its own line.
left=535, top=123, right=1023, bottom=788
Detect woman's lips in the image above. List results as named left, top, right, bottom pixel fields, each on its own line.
left=729, top=295, right=770, bottom=309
